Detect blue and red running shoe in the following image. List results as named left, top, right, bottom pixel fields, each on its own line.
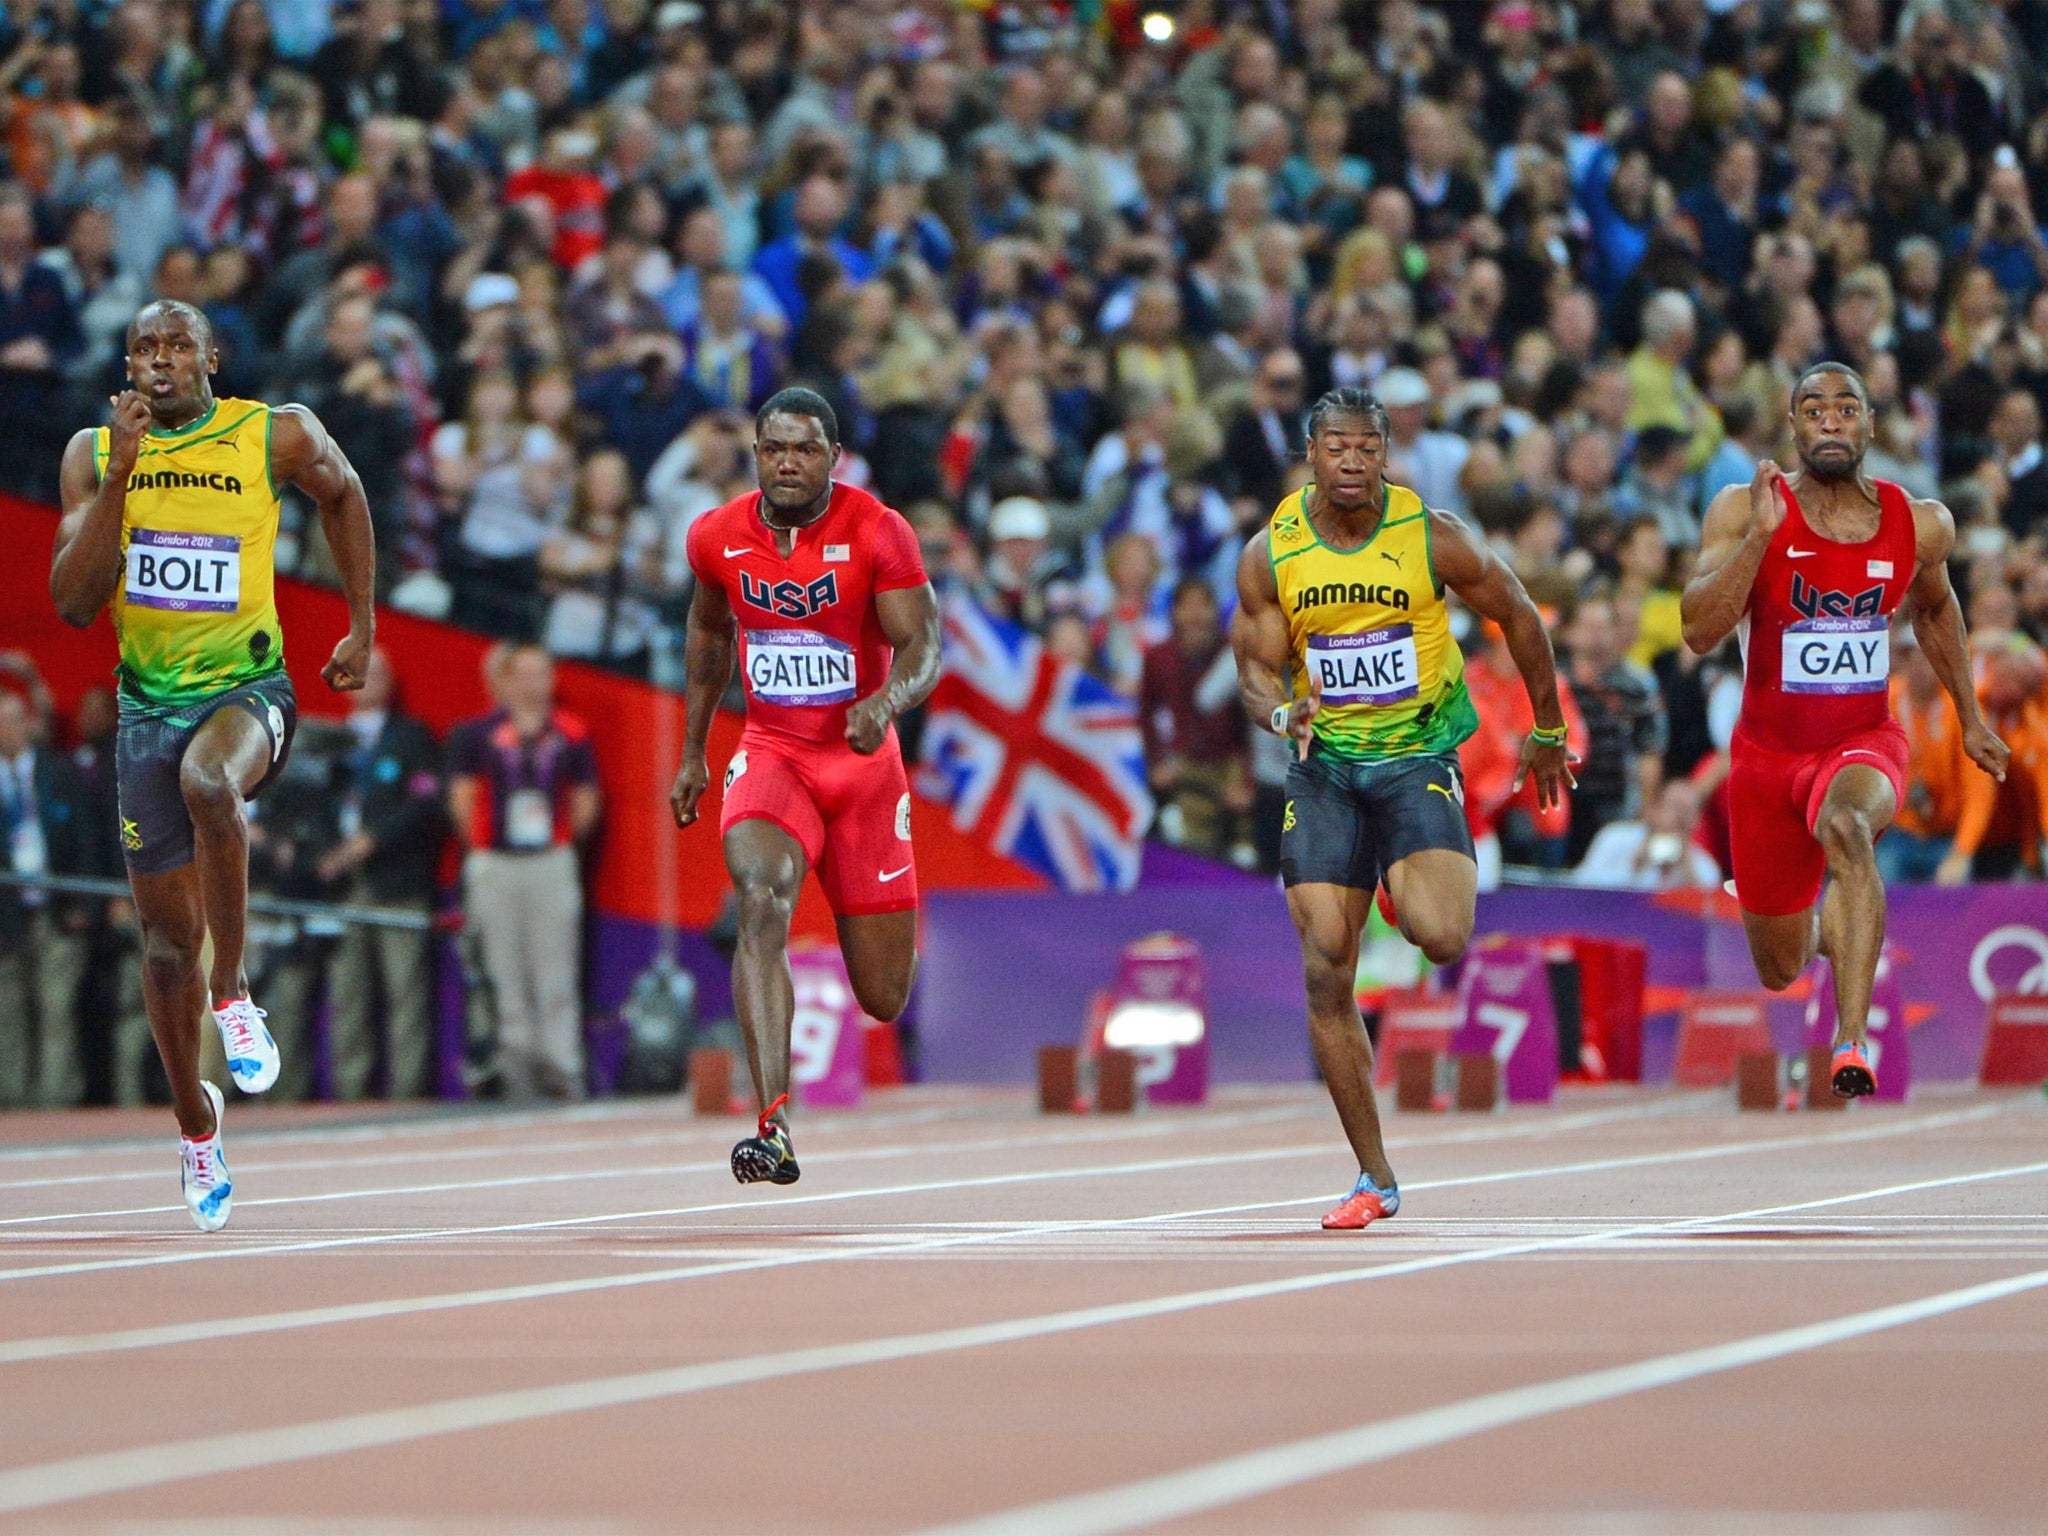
left=1321, top=1171, right=1400, bottom=1230
left=1830, top=1038, right=1877, bottom=1099
left=732, top=1093, right=801, bottom=1185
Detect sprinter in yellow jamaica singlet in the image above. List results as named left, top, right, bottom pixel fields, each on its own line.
left=48, top=301, right=378, bottom=1232
left=1232, top=387, right=1576, bottom=1232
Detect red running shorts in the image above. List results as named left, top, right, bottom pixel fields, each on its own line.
left=719, top=730, right=918, bottom=915
left=1726, top=718, right=1910, bottom=917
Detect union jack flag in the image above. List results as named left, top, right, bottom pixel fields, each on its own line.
left=918, top=600, right=1154, bottom=891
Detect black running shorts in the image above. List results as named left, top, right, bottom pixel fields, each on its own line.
left=116, top=671, right=298, bottom=875
left=1278, top=746, right=1474, bottom=891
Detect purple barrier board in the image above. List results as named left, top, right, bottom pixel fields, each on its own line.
left=1802, top=947, right=1911, bottom=1101
left=919, top=886, right=1313, bottom=1085
left=1450, top=938, right=1560, bottom=1104
left=574, top=878, right=2046, bottom=1089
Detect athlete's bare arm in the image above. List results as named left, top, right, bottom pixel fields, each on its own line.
left=1682, top=459, right=1786, bottom=654
left=271, top=404, right=376, bottom=692
left=1427, top=508, right=1576, bottom=809
left=1904, top=495, right=2010, bottom=783
left=49, top=392, right=152, bottom=626
left=848, top=582, right=941, bottom=756
left=671, top=574, right=737, bottom=828
left=1232, top=529, right=1321, bottom=759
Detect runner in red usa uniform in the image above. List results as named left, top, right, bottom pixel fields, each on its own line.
left=671, top=388, right=941, bottom=1185
left=1681, top=363, right=2008, bottom=1097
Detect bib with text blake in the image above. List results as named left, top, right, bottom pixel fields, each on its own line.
left=1307, top=625, right=1419, bottom=704
left=745, top=629, right=859, bottom=706
left=1780, top=616, right=1888, bottom=694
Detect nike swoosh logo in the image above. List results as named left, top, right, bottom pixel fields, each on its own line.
left=1786, top=549, right=1816, bottom=559
left=722, top=546, right=754, bottom=558
left=878, top=866, right=912, bottom=883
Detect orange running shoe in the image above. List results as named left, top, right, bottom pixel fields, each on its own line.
left=1321, top=1173, right=1401, bottom=1230
left=1830, top=1039, right=1876, bottom=1098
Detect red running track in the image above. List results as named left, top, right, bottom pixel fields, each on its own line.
left=0, top=1084, right=2045, bottom=1533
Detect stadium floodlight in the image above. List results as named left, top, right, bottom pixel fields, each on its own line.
left=1141, top=11, right=1176, bottom=43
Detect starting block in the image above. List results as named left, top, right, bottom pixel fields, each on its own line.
left=1980, top=995, right=2048, bottom=1085
left=1674, top=992, right=1773, bottom=1088
left=689, top=1048, right=739, bottom=1115
left=1096, top=1048, right=1138, bottom=1113
left=1804, top=1045, right=1847, bottom=1110
left=1374, top=991, right=1462, bottom=1086
left=1453, top=1051, right=1498, bottom=1112
left=1394, top=1047, right=1444, bottom=1112
left=1038, top=1045, right=1080, bottom=1113
left=1736, top=1050, right=1781, bottom=1111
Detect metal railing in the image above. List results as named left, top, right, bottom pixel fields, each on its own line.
left=0, top=871, right=435, bottom=931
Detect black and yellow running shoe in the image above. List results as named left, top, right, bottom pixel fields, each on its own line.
left=732, top=1094, right=801, bottom=1185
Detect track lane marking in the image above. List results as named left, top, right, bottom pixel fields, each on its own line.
left=0, top=1114, right=2032, bottom=1370
left=915, top=1267, right=2048, bottom=1535
left=0, top=1095, right=1719, bottom=1280
left=0, top=1137, right=2041, bottom=1514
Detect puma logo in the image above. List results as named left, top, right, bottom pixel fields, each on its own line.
left=1380, top=550, right=1403, bottom=568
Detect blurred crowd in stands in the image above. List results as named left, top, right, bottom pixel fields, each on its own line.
left=7, top=0, right=2048, bottom=1101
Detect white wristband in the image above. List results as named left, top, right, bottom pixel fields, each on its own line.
left=1271, top=703, right=1292, bottom=735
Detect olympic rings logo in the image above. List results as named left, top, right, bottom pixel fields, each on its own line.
left=1968, top=925, right=2048, bottom=1002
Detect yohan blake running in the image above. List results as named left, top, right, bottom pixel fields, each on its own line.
left=1232, top=387, right=1574, bottom=1230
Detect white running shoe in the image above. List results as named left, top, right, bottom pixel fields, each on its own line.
left=214, top=996, right=279, bottom=1093
left=181, top=1080, right=232, bottom=1233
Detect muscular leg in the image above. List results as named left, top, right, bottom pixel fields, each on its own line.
left=1813, top=766, right=1897, bottom=1049
left=1287, top=882, right=1395, bottom=1188
left=1382, top=848, right=1479, bottom=966
left=177, top=707, right=274, bottom=1006
left=1739, top=764, right=1897, bottom=1043
left=128, top=866, right=215, bottom=1139
left=837, top=910, right=918, bottom=1023
left=725, top=819, right=807, bottom=1130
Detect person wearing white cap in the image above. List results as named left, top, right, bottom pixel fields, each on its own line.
left=1231, top=385, right=1574, bottom=1232
left=1375, top=366, right=1471, bottom=514
left=976, top=496, right=1055, bottom=630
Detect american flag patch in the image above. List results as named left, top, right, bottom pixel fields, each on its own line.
left=1867, top=560, right=1893, bottom=578
left=825, top=544, right=850, bottom=562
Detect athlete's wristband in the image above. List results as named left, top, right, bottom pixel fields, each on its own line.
left=1271, top=703, right=1293, bottom=735
left=1528, top=723, right=1568, bottom=747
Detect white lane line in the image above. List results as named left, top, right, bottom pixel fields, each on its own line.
left=0, top=1107, right=1322, bottom=1226
left=2, top=1146, right=2041, bottom=1515
left=0, top=1096, right=1714, bottom=1281
left=1, top=1117, right=2033, bottom=1369
left=0, top=1100, right=1340, bottom=1194
left=0, top=1092, right=1699, bottom=1213
left=916, top=1270, right=2048, bottom=1536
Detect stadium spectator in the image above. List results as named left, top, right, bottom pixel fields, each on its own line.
left=1139, top=576, right=1251, bottom=865
left=315, top=649, right=446, bottom=1100
left=1574, top=779, right=1720, bottom=892
left=447, top=645, right=601, bottom=1101
left=0, top=683, right=98, bottom=1108
left=1560, top=594, right=1667, bottom=866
